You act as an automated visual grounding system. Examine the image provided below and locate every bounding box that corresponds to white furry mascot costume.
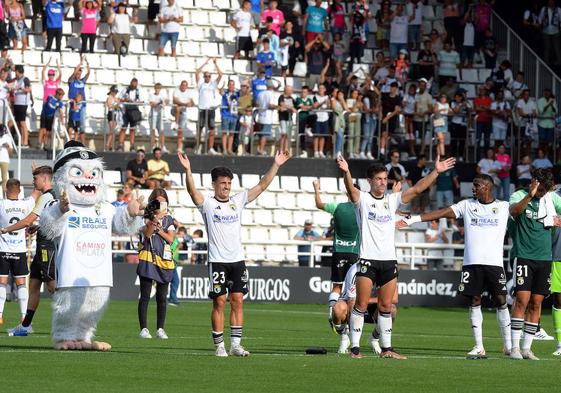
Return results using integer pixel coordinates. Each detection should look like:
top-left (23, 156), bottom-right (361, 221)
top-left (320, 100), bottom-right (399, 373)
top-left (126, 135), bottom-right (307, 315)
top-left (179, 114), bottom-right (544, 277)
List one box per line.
top-left (40, 141), bottom-right (144, 351)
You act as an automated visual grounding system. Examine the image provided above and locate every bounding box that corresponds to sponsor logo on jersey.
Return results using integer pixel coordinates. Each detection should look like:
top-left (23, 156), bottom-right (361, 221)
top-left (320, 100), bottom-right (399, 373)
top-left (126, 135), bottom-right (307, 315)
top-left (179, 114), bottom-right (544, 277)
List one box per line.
top-left (212, 213), bottom-right (239, 224)
top-left (75, 241), bottom-right (106, 257)
top-left (525, 209), bottom-right (538, 219)
top-left (335, 239), bottom-right (357, 247)
top-left (368, 211), bottom-right (391, 223)
top-left (68, 216), bottom-right (80, 228)
top-left (68, 216), bottom-right (108, 229)
top-left (470, 218), bottom-right (499, 227)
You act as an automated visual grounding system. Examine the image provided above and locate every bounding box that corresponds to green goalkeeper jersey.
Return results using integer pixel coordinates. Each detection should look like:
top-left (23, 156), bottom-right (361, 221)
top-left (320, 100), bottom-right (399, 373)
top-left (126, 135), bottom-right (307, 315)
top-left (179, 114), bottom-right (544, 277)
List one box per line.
top-left (323, 202), bottom-right (360, 255)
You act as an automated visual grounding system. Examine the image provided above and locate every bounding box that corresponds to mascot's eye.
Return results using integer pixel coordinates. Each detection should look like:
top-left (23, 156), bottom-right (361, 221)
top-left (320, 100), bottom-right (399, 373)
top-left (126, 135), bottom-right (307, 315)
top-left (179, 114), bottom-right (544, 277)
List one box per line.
top-left (92, 169), bottom-right (100, 178)
top-left (69, 167), bottom-right (83, 177)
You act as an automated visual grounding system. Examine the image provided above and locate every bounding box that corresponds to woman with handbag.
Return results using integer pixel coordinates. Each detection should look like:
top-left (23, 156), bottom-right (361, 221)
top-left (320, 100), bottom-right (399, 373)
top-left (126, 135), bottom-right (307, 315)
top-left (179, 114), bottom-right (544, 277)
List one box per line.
top-left (137, 189), bottom-right (176, 340)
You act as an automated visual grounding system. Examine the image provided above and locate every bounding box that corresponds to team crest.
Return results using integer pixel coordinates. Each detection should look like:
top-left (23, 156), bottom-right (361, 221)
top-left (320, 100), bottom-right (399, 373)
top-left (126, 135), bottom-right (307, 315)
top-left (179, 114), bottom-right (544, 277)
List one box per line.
top-left (241, 269), bottom-right (249, 283)
top-left (229, 203), bottom-right (237, 211)
top-left (79, 151), bottom-right (89, 159)
top-left (384, 201), bottom-right (389, 210)
top-left (95, 203), bottom-right (101, 216)
top-left (458, 283), bottom-right (464, 292)
top-left (360, 265), bottom-right (367, 273)
top-left (517, 277), bottom-right (524, 286)
top-left (213, 284), bottom-right (221, 293)
top-left (492, 207), bottom-right (498, 214)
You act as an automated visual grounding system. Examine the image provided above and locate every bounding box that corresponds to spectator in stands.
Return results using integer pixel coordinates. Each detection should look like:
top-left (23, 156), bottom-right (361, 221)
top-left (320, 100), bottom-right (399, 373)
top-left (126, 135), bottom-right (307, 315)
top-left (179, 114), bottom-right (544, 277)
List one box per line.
top-left (409, 155), bottom-right (430, 214)
top-left (539, 0), bottom-right (561, 66)
top-left (490, 89), bottom-right (511, 146)
top-left (380, 81), bottom-right (402, 158)
top-left (0, 124), bottom-right (11, 195)
top-left (438, 41), bottom-right (460, 87)
top-left (389, 3), bottom-right (414, 60)
top-left (68, 56), bottom-right (90, 130)
top-left (375, 0), bottom-right (391, 49)
top-left (509, 71), bottom-right (528, 99)
top-left (516, 154), bottom-right (532, 188)
top-left (482, 29), bottom-right (498, 69)
top-left (532, 147), bottom-right (553, 169)
top-left (280, 20), bottom-right (302, 76)
top-left (255, 80), bottom-right (276, 156)
top-left (402, 84), bottom-right (417, 157)
top-left (191, 229), bottom-right (207, 265)
top-left (360, 89), bottom-right (379, 159)
top-left (11, 64), bottom-right (31, 148)
top-left (436, 156), bottom-right (459, 208)
top-left (349, 9), bottom-right (366, 67)
top-left (443, 0), bottom-right (462, 51)
top-left (27, 0), bottom-right (42, 35)
top-left (256, 37), bottom-right (276, 78)
top-left (38, 58), bottom-right (61, 149)
top-left (68, 92), bottom-right (86, 145)
top-left (407, 0), bottom-right (422, 51)
top-left (394, 49), bottom-right (410, 86)
top-left (433, 94), bottom-right (451, 157)
top-left (474, 85), bottom-right (493, 157)
top-left (328, 0), bottom-right (345, 37)
top-left (118, 77), bottom-right (143, 151)
top-left (293, 219), bottom-right (323, 267)
top-left (220, 80), bottom-right (239, 156)
top-left (79, 0), bottom-right (101, 54)
top-left (0, 68), bottom-right (11, 122)
top-left (108, 2), bottom-right (137, 55)
top-left (461, 10), bottom-right (476, 68)
top-left (0, 48), bottom-right (13, 71)
top-left (148, 83), bottom-right (168, 152)
top-left (312, 83), bottom-right (330, 158)
top-left (429, 28), bottom-right (443, 53)
top-left (386, 150), bottom-right (409, 190)
top-left (296, 85), bottom-right (314, 157)
top-left (105, 84), bottom-right (120, 151)
top-left (158, 0), bottom-right (182, 58)
top-left (238, 106), bottom-right (253, 155)
top-left (126, 148), bottom-right (148, 188)
top-left (44, 0), bottom-right (64, 52)
top-left (523, 4), bottom-right (541, 51)
top-left (232, 0), bottom-right (254, 60)
top-left (305, 34), bottom-right (330, 90)
top-left (477, 148), bottom-right (500, 194)
top-left (414, 78), bottom-right (433, 155)
top-left (346, 88), bottom-right (362, 158)
top-left (38, 87), bottom-right (64, 150)
top-left (416, 40), bottom-right (438, 80)
top-left (537, 88), bottom-right (558, 146)
top-left (495, 143), bottom-right (512, 200)
top-left (450, 90), bottom-right (471, 159)
top-left (474, 0), bottom-right (493, 53)
top-left (302, 0), bottom-right (328, 43)
top-left (7, 0), bottom-right (28, 51)
top-left (425, 219), bottom-right (449, 269)
top-left (331, 88), bottom-right (347, 157)
top-left (147, 147), bottom-right (171, 189)
top-left (172, 80), bottom-right (194, 153)
top-left (515, 89), bottom-right (537, 144)
top-left (262, 0), bottom-right (283, 36)
top-left (195, 58), bottom-right (222, 155)
top-left (277, 85), bottom-right (296, 154)
top-left (111, 189), bottom-right (127, 207)
top-left (490, 60), bottom-right (512, 96)
top-left (147, 0), bottom-right (160, 25)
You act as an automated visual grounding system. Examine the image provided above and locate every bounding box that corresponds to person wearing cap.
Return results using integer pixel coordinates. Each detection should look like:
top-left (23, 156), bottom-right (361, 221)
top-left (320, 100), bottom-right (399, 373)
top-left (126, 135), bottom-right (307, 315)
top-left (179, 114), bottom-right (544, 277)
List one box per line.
top-left (43, 0), bottom-right (64, 52)
top-left (108, 1), bottom-right (138, 55)
top-left (158, 0), bottom-right (183, 58)
top-left (195, 58), bottom-right (222, 155)
top-left (41, 57), bottom-right (61, 104)
top-left (79, 0), bottom-right (101, 54)
top-left (294, 219), bottom-right (323, 267)
top-left (105, 84), bottom-right (120, 151)
top-left (118, 77), bottom-right (143, 152)
top-left (126, 148), bottom-right (148, 188)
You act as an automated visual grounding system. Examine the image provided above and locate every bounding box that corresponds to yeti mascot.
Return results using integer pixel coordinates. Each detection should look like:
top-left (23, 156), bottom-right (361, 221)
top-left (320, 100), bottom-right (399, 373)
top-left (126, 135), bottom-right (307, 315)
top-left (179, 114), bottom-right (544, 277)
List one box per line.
top-left (40, 141), bottom-right (144, 351)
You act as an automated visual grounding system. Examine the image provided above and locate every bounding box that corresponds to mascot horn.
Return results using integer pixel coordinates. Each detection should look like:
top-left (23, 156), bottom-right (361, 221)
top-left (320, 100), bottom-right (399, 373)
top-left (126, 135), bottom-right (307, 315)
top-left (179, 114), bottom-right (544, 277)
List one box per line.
top-left (40, 141), bottom-right (144, 351)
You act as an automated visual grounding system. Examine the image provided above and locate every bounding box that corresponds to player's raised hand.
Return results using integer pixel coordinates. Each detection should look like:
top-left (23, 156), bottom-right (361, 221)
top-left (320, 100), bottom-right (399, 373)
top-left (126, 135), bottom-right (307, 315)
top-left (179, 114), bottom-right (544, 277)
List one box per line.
top-left (177, 152), bottom-right (191, 171)
top-left (529, 178), bottom-right (540, 198)
top-left (274, 150), bottom-right (290, 166)
top-left (127, 190), bottom-right (146, 217)
top-left (434, 155), bottom-right (456, 174)
top-left (59, 189), bottom-right (69, 213)
top-left (392, 180), bottom-right (402, 193)
top-left (312, 179), bottom-right (320, 191)
top-left (337, 154), bottom-right (349, 173)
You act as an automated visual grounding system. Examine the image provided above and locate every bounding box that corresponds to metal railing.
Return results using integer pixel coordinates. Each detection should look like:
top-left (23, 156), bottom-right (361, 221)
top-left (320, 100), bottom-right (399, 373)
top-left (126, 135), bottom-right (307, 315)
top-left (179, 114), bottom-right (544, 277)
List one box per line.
top-left (0, 99), bottom-right (22, 179)
top-left (52, 114), bottom-right (71, 160)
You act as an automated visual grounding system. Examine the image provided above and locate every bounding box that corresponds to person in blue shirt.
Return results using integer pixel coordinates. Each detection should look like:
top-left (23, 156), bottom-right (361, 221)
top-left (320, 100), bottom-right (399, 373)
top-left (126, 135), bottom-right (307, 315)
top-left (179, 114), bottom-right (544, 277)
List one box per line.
top-left (303, 0), bottom-right (328, 43)
top-left (250, 0), bottom-right (262, 27)
top-left (68, 56), bottom-right (90, 126)
top-left (251, 69), bottom-right (267, 102)
top-left (39, 88), bottom-right (65, 150)
top-left (220, 80), bottom-right (240, 155)
top-left (44, 0), bottom-right (64, 52)
top-left (293, 219), bottom-right (323, 267)
top-left (68, 92), bottom-right (87, 145)
top-left (256, 37), bottom-right (276, 78)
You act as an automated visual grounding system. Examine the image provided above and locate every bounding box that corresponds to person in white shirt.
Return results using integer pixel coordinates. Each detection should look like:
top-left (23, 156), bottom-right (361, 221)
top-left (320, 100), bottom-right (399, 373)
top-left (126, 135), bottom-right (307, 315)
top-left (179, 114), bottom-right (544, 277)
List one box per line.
top-left (399, 174), bottom-right (512, 359)
top-left (178, 149), bottom-right (290, 357)
top-left (158, 0), bottom-right (183, 57)
top-left (515, 89), bottom-right (537, 140)
top-left (195, 58), bottom-right (223, 155)
top-left (172, 80), bottom-right (195, 153)
top-left (490, 89), bottom-right (511, 145)
top-left (337, 154), bottom-right (456, 359)
top-left (539, 0), bottom-right (561, 65)
top-left (148, 83), bottom-right (168, 153)
top-left (389, 4), bottom-right (415, 60)
top-left (406, 0), bottom-right (422, 51)
top-left (312, 83), bottom-right (330, 158)
top-left (117, 78), bottom-right (143, 152)
top-left (256, 80), bottom-right (276, 156)
top-left (231, 0), bottom-right (254, 60)
top-left (108, 3), bottom-right (138, 55)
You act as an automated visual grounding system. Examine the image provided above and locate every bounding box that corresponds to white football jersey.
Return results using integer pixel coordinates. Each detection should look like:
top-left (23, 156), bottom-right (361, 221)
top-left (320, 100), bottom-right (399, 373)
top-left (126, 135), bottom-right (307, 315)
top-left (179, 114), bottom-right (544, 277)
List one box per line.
top-left (355, 191), bottom-right (402, 260)
top-left (0, 197), bottom-right (36, 253)
top-left (451, 198), bottom-right (509, 267)
top-left (197, 191), bottom-right (248, 263)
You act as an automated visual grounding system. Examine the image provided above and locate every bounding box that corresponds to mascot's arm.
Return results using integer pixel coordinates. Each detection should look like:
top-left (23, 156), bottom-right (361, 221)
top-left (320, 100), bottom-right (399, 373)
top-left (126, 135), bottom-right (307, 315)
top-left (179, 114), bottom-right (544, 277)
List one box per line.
top-left (112, 206), bottom-right (144, 235)
top-left (39, 202), bottom-right (68, 240)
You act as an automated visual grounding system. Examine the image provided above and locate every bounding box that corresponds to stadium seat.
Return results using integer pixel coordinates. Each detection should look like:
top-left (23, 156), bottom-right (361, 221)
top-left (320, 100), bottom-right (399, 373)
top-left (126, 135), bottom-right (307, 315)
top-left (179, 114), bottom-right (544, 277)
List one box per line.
top-left (269, 227), bottom-right (289, 241)
top-left (249, 227), bottom-right (269, 242)
top-left (173, 207), bottom-right (192, 224)
top-left (256, 191), bottom-right (277, 208)
top-left (167, 172), bottom-right (183, 187)
top-left (280, 176), bottom-right (300, 192)
top-left (296, 193), bottom-right (316, 210)
top-left (460, 182), bottom-right (472, 198)
top-left (460, 69), bottom-right (479, 83)
top-left (104, 170), bottom-right (122, 184)
top-left (241, 210), bottom-right (254, 225)
top-left (313, 210), bottom-right (332, 227)
top-left (276, 193), bottom-right (296, 209)
top-left (201, 173), bottom-right (213, 188)
top-left (299, 176), bottom-right (317, 192)
top-left (273, 210), bottom-right (294, 226)
top-left (241, 174), bottom-right (260, 188)
top-left (246, 245), bottom-right (265, 261)
top-left (254, 210), bottom-right (273, 226)
top-left (266, 245), bottom-right (286, 262)
top-left (479, 68), bottom-right (492, 82)
top-left (319, 177), bottom-right (339, 193)
top-left (166, 191), bottom-right (179, 206)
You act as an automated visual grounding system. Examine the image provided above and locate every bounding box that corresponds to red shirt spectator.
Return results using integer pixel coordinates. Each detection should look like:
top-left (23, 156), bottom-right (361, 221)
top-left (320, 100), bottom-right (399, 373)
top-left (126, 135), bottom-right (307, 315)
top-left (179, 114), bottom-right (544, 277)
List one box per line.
top-left (474, 88), bottom-right (493, 123)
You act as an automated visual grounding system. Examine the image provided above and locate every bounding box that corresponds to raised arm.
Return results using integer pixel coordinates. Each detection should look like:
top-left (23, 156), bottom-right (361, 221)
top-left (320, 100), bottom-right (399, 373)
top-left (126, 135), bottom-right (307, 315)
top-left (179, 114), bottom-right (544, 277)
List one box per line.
top-left (41, 59), bottom-right (50, 82)
top-left (213, 58), bottom-right (222, 84)
top-left (247, 151), bottom-right (290, 202)
top-left (195, 58), bottom-right (209, 82)
top-left (337, 155), bottom-right (360, 203)
top-left (177, 152), bottom-right (204, 206)
top-left (510, 179), bottom-right (538, 217)
top-left (401, 155), bottom-right (456, 204)
top-left (312, 179), bottom-right (325, 210)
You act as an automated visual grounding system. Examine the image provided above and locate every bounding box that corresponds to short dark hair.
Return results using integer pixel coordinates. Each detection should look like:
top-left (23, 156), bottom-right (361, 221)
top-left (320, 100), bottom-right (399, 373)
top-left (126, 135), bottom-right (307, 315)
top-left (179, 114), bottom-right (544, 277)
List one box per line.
top-left (301, 85), bottom-right (310, 91)
top-left (152, 147), bottom-right (161, 154)
top-left (15, 64), bottom-right (24, 73)
top-left (177, 226), bottom-right (187, 233)
top-left (417, 154), bottom-right (427, 161)
top-left (532, 168), bottom-right (555, 191)
top-left (193, 229), bottom-right (204, 237)
top-left (366, 163), bottom-right (387, 179)
top-left (473, 173), bottom-right (494, 188)
top-left (390, 82), bottom-right (398, 88)
top-left (262, 37), bottom-right (270, 44)
top-left (6, 178), bottom-right (20, 189)
top-left (32, 165), bottom-right (53, 177)
top-left (211, 167), bottom-right (233, 182)
top-left (117, 189), bottom-right (125, 195)
top-left (136, 148), bottom-right (145, 154)
top-left (390, 149), bottom-right (400, 158)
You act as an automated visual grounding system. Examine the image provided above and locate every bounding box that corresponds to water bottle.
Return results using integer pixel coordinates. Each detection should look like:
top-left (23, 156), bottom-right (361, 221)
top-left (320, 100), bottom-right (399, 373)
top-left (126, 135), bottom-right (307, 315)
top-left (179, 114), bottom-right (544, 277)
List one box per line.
top-left (8, 330), bottom-right (28, 337)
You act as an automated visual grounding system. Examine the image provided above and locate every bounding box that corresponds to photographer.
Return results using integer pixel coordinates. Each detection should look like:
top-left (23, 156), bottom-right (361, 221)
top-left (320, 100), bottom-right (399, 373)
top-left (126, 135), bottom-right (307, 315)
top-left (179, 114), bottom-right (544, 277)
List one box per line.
top-left (137, 189), bottom-right (176, 340)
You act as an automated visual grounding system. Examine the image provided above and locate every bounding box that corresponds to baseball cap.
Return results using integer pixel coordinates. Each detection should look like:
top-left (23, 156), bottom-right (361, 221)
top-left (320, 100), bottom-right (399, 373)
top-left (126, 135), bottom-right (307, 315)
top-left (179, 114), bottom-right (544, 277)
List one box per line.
top-left (304, 219), bottom-right (313, 225)
top-left (418, 77), bottom-right (428, 84)
top-left (107, 84), bottom-right (119, 94)
top-left (47, 69), bottom-right (55, 75)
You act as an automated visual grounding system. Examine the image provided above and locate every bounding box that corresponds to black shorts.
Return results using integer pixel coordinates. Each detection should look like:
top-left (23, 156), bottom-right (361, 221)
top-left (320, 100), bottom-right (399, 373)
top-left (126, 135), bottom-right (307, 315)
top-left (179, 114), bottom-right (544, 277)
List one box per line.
top-left (68, 119), bottom-right (83, 133)
top-left (29, 245), bottom-right (56, 282)
top-left (40, 113), bottom-right (55, 131)
top-left (208, 261), bottom-right (248, 299)
top-left (237, 36), bottom-right (254, 53)
top-left (513, 258), bottom-right (551, 296)
top-left (13, 105), bottom-right (27, 122)
top-left (458, 265), bottom-right (507, 297)
top-left (198, 109), bottom-right (216, 130)
top-left (331, 252), bottom-right (358, 284)
top-left (0, 252), bottom-right (29, 277)
top-left (123, 110), bottom-right (141, 128)
top-left (355, 259), bottom-right (398, 288)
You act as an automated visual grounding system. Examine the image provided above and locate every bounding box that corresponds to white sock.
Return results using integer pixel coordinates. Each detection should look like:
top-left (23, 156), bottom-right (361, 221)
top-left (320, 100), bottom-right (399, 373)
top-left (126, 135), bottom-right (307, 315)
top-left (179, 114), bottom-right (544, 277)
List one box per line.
top-left (378, 311), bottom-right (393, 350)
top-left (349, 307), bottom-right (365, 349)
top-left (469, 305), bottom-right (483, 349)
top-left (511, 318), bottom-right (524, 349)
top-left (0, 284), bottom-right (6, 317)
top-left (212, 331), bottom-right (225, 348)
top-left (496, 304), bottom-right (512, 351)
top-left (230, 326), bottom-right (242, 347)
top-left (521, 321), bottom-right (538, 351)
top-left (17, 285), bottom-right (28, 318)
top-left (328, 292), bottom-right (339, 319)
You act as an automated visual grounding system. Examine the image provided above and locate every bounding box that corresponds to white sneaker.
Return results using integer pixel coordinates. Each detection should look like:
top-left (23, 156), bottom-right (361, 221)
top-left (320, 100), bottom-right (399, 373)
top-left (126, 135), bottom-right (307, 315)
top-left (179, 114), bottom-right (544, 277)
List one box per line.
top-left (313, 151), bottom-right (320, 158)
top-left (552, 346), bottom-right (561, 356)
top-left (156, 328), bottom-right (168, 339)
top-left (161, 146), bottom-right (169, 154)
top-left (299, 151), bottom-right (308, 158)
top-left (215, 345), bottom-right (228, 357)
top-left (366, 152), bottom-right (374, 159)
top-left (338, 334), bottom-right (350, 354)
top-left (208, 148), bottom-right (219, 155)
top-left (510, 347), bottom-right (523, 360)
top-left (305, 128), bottom-right (314, 137)
top-left (318, 151), bottom-right (326, 158)
top-left (139, 328), bottom-right (152, 339)
top-left (466, 346), bottom-right (486, 359)
top-left (359, 152), bottom-right (367, 159)
top-left (7, 323), bottom-right (33, 336)
top-left (229, 345), bottom-right (250, 357)
top-left (534, 327), bottom-right (554, 340)
top-left (368, 335), bottom-right (382, 355)
top-left (521, 349), bottom-right (540, 360)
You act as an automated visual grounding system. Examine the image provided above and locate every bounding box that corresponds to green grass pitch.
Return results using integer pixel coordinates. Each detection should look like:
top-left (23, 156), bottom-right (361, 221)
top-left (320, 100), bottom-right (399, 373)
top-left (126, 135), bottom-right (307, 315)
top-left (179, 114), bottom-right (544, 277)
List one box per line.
top-left (0, 300), bottom-right (558, 392)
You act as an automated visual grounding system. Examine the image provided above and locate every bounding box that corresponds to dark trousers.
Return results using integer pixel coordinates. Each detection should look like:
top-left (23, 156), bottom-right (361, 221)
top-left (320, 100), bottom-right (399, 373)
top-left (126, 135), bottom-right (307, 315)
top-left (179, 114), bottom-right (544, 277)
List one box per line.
top-left (80, 33), bottom-right (96, 53)
top-left (138, 276), bottom-right (169, 330)
top-left (45, 28), bottom-right (62, 52)
top-left (477, 121), bottom-right (492, 158)
top-left (0, 21), bottom-right (7, 50)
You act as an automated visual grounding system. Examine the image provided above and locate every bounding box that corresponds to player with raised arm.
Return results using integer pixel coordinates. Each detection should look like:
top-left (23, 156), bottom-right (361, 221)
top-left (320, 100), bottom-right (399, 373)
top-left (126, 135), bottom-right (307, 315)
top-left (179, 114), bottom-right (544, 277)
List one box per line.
top-left (178, 150), bottom-right (290, 357)
top-left (508, 168), bottom-right (561, 360)
top-left (398, 174), bottom-right (512, 358)
top-left (337, 154), bottom-right (455, 359)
